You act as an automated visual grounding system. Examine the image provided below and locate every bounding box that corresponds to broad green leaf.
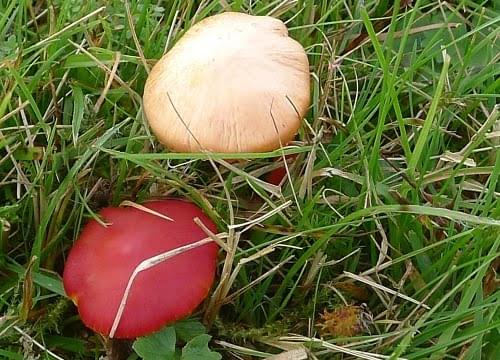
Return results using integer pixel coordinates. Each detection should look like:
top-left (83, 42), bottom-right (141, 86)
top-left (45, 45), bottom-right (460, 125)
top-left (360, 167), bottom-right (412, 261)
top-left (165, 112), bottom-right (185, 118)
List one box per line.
top-left (181, 334), bottom-right (221, 360)
top-left (133, 326), bottom-right (176, 360)
top-left (174, 319), bottom-right (207, 342)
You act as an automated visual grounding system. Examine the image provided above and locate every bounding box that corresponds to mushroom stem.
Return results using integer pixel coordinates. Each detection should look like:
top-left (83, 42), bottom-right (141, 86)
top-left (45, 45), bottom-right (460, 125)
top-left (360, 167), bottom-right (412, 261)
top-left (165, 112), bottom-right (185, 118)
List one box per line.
top-left (109, 236), bottom-right (215, 338)
top-left (104, 338), bottom-right (131, 360)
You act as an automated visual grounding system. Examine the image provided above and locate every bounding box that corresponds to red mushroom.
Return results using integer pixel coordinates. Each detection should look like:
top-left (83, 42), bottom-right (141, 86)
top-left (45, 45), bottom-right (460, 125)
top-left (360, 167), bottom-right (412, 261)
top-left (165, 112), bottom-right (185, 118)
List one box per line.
top-left (63, 199), bottom-right (218, 339)
top-left (265, 154), bottom-right (298, 186)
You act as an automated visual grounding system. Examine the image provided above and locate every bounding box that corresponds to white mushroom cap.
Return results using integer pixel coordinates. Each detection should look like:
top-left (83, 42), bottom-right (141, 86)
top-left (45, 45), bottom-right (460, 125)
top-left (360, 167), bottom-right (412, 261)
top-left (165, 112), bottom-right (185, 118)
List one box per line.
top-left (143, 12), bottom-right (310, 153)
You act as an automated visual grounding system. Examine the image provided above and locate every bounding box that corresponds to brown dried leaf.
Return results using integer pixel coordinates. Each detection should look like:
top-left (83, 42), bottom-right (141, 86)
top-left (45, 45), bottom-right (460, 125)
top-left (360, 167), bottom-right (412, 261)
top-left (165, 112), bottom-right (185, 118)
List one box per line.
top-left (334, 281), bottom-right (370, 301)
top-left (483, 258), bottom-right (499, 296)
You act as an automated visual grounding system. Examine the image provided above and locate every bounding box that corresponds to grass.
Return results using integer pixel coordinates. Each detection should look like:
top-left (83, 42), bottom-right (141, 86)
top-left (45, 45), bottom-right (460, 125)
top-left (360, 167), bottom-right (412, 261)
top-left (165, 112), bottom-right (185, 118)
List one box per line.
top-left (1, 0), bottom-right (499, 359)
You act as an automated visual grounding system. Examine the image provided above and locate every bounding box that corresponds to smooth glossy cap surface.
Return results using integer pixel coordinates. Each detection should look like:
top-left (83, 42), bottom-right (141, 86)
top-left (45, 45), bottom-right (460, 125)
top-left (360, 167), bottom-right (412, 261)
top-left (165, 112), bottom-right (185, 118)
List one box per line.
top-left (63, 199), bottom-right (218, 338)
top-left (143, 12), bottom-right (310, 153)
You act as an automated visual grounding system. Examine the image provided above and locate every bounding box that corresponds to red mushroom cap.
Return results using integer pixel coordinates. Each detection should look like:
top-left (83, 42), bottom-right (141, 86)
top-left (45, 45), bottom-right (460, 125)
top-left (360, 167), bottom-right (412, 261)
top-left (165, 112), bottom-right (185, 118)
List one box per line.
top-left (265, 154), bottom-right (298, 186)
top-left (63, 199), bottom-right (218, 339)
top-left (266, 166), bottom-right (289, 186)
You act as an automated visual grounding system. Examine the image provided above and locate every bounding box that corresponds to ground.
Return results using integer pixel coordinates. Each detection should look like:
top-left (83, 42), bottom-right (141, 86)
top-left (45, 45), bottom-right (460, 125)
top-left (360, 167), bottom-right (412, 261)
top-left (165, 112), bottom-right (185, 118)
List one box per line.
top-left (0, 0), bottom-right (499, 359)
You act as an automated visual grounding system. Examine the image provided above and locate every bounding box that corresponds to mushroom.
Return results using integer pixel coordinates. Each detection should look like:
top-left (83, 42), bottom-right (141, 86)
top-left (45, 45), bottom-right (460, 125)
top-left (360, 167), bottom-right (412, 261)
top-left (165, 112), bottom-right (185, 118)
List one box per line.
top-left (63, 199), bottom-right (218, 339)
top-left (143, 12), bottom-right (310, 153)
top-left (265, 153), bottom-right (298, 186)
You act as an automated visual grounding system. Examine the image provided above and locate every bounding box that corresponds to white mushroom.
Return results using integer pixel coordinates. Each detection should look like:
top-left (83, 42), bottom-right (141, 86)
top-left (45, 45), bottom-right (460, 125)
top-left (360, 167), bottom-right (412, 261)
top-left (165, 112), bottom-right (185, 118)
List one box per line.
top-left (143, 12), bottom-right (310, 153)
